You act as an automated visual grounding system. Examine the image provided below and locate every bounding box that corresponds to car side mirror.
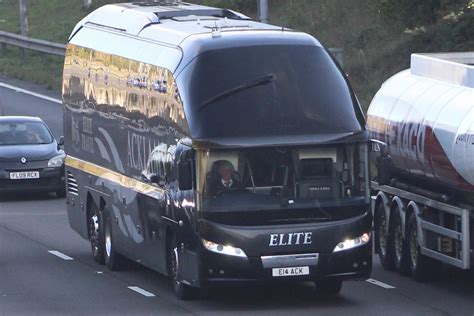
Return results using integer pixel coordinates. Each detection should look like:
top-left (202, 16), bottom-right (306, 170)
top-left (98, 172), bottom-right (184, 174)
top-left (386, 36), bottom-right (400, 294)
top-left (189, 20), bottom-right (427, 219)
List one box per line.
top-left (58, 136), bottom-right (64, 149)
top-left (177, 160), bottom-right (193, 191)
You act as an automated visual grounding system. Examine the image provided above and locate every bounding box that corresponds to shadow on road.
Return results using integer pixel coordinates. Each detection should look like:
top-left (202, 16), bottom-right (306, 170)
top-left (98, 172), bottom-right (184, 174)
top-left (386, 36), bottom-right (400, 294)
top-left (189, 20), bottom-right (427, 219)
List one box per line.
top-left (204, 283), bottom-right (357, 310)
top-left (430, 264), bottom-right (474, 293)
top-left (115, 261), bottom-right (358, 311)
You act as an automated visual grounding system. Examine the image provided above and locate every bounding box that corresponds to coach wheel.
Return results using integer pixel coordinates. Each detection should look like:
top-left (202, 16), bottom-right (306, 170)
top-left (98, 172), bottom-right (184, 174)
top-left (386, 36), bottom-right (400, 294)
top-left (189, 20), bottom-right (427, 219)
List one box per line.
top-left (103, 212), bottom-right (125, 271)
top-left (167, 236), bottom-right (197, 300)
top-left (88, 203), bottom-right (104, 265)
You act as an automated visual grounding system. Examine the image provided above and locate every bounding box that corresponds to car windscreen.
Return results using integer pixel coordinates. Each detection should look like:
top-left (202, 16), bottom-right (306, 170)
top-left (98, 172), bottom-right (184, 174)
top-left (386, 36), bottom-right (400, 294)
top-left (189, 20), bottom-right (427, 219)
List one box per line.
top-left (0, 121), bottom-right (53, 145)
top-left (178, 45), bottom-right (364, 139)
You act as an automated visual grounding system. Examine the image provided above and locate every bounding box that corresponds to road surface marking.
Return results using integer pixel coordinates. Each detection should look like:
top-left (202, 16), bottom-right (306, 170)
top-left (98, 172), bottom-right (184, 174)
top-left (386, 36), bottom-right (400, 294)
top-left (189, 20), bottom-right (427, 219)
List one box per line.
top-left (0, 82), bottom-right (62, 104)
top-left (128, 286), bottom-right (156, 297)
top-left (48, 250), bottom-right (74, 261)
top-left (366, 278), bottom-right (396, 289)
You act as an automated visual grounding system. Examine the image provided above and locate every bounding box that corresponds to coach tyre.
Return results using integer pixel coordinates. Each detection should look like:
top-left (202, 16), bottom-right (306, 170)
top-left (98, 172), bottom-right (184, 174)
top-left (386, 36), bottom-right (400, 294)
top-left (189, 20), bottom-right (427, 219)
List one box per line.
top-left (88, 202), bottom-right (104, 264)
top-left (167, 235), bottom-right (196, 300)
top-left (103, 212), bottom-right (125, 271)
top-left (375, 202), bottom-right (395, 270)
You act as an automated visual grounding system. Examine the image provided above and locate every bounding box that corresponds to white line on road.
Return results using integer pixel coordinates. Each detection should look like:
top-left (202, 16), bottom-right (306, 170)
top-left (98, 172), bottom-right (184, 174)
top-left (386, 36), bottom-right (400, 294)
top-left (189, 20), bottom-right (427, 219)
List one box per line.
top-left (0, 82), bottom-right (62, 104)
top-left (366, 278), bottom-right (396, 289)
top-left (48, 250), bottom-right (74, 261)
top-left (128, 286), bottom-right (156, 297)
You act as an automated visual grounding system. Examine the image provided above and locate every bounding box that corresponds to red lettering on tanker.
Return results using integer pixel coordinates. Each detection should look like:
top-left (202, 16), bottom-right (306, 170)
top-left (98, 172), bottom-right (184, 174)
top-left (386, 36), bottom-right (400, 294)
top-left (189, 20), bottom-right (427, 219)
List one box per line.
top-left (368, 115), bottom-right (474, 191)
top-left (387, 121), bottom-right (426, 163)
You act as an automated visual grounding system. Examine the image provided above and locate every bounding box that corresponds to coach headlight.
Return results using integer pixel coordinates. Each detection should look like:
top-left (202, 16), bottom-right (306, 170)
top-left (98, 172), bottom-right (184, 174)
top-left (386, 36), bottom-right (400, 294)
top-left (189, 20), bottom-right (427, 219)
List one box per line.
top-left (333, 233), bottom-right (371, 252)
top-left (202, 239), bottom-right (247, 258)
top-left (48, 153), bottom-right (65, 168)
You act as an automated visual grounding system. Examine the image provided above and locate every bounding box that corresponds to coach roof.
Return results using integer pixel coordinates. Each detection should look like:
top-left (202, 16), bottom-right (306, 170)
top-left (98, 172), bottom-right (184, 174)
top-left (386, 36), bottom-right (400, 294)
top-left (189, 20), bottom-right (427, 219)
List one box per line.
top-left (70, 1), bottom-right (319, 47)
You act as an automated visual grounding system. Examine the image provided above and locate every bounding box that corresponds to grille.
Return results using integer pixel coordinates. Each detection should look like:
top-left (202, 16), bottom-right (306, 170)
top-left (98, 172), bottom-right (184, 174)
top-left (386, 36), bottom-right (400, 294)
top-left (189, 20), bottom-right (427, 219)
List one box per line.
top-left (67, 171), bottom-right (79, 196)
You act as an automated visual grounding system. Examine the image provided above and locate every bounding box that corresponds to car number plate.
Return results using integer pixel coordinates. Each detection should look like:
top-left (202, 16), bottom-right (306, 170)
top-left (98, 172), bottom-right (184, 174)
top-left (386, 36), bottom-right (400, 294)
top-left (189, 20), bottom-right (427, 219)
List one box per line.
top-left (9, 171), bottom-right (40, 180)
top-left (272, 266), bottom-right (310, 277)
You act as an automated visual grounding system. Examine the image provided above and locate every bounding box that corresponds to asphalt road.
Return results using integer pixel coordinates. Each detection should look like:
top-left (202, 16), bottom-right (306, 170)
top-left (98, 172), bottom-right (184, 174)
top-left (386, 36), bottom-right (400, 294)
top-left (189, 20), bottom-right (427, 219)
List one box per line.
top-left (0, 77), bottom-right (473, 315)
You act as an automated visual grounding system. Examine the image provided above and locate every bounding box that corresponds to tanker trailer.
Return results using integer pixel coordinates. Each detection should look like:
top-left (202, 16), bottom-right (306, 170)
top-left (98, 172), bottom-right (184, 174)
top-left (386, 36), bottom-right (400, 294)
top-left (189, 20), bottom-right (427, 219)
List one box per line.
top-left (367, 52), bottom-right (474, 280)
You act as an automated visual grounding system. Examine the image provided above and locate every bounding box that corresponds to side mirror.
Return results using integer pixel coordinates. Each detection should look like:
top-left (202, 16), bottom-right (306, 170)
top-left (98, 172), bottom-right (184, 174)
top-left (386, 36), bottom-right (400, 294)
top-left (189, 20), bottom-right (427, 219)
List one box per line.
top-left (58, 136), bottom-right (64, 149)
top-left (177, 160), bottom-right (193, 191)
top-left (369, 140), bottom-right (392, 185)
top-left (150, 174), bottom-right (167, 187)
top-left (369, 139), bottom-right (387, 156)
top-left (149, 174), bottom-right (160, 184)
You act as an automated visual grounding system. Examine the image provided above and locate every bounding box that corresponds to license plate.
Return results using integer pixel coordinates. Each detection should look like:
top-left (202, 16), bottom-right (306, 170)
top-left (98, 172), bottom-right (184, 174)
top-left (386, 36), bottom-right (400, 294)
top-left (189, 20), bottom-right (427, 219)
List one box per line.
top-left (272, 266), bottom-right (310, 277)
top-left (9, 171), bottom-right (40, 180)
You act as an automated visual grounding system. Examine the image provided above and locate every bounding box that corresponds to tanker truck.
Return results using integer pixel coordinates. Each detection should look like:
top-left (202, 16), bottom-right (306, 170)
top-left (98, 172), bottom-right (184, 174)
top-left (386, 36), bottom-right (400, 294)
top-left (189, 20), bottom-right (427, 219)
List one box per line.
top-left (367, 52), bottom-right (474, 280)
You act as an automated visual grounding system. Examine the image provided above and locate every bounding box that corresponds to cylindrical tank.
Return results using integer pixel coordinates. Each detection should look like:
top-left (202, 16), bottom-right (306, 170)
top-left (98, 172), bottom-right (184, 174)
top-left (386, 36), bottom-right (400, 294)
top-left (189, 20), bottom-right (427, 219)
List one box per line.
top-left (367, 53), bottom-right (474, 193)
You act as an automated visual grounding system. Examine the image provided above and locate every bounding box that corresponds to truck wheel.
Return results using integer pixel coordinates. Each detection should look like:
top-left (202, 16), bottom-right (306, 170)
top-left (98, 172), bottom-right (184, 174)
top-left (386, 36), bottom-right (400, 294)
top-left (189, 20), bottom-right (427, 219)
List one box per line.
top-left (88, 203), bottom-right (104, 265)
top-left (375, 203), bottom-right (395, 270)
top-left (406, 213), bottom-right (432, 281)
top-left (315, 280), bottom-right (342, 296)
top-left (167, 236), bottom-right (197, 300)
top-left (391, 212), bottom-right (409, 274)
top-left (103, 212), bottom-right (125, 271)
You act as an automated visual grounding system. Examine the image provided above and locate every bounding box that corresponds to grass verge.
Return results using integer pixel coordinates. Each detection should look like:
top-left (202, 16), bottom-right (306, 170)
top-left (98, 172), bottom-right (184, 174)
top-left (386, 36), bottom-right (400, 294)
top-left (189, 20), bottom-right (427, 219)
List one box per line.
top-left (0, 48), bottom-right (63, 90)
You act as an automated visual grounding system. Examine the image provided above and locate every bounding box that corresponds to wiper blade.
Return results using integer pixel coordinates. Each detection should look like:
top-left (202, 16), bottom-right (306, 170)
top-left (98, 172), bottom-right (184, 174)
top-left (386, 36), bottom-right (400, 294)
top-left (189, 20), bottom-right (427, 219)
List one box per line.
top-left (198, 74), bottom-right (275, 112)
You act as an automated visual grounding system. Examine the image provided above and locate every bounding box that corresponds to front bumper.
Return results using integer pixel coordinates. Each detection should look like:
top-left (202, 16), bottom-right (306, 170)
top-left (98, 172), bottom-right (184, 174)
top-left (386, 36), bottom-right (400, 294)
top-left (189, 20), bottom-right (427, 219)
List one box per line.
top-left (0, 167), bottom-right (65, 193)
top-left (177, 211), bottom-right (373, 288)
top-left (199, 241), bottom-right (372, 287)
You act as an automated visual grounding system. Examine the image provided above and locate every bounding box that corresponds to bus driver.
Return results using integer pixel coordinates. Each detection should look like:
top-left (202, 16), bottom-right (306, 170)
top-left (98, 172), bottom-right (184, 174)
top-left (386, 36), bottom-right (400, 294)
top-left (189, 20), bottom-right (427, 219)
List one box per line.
top-left (208, 160), bottom-right (242, 197)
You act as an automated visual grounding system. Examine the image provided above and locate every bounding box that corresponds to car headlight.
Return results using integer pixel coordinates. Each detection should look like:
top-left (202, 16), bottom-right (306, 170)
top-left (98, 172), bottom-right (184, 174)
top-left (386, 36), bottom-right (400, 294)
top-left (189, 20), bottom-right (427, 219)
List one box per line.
top-left (48, 153), bottom-right (65, 168)
top-left (202, 239), bottom-right (247, 258)
top-left (333, 233), bottom-right (371, 252)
